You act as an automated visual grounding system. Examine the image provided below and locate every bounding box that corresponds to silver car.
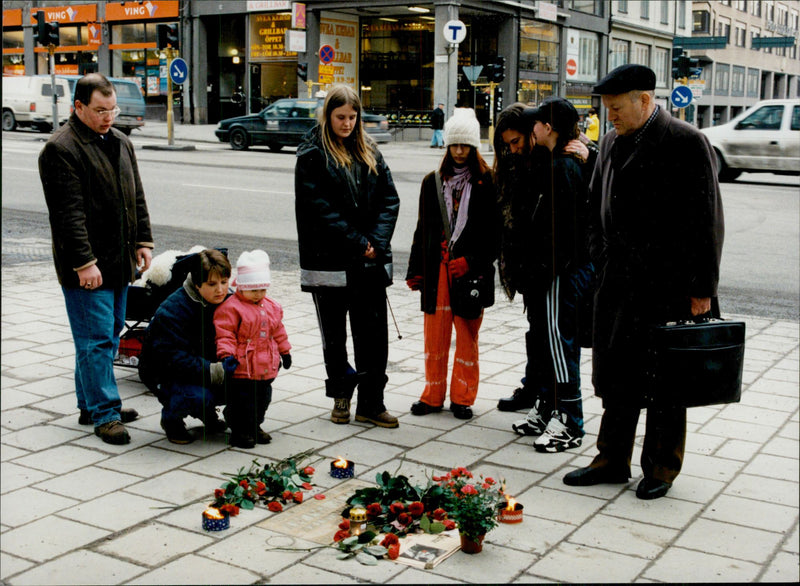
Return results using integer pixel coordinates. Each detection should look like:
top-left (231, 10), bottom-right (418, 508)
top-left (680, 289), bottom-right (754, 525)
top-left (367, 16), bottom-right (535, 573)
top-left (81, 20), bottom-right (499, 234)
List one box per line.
top-left (701, 99), bottom-right (800, 181)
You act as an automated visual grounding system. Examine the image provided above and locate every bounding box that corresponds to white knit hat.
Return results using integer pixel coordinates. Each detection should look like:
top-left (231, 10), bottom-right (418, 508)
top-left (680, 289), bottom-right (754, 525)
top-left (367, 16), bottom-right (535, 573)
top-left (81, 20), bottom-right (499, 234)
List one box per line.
top-left (234, 249), bottom-right (271, 290)
top-left (444, 107), bottom-right (481, 149)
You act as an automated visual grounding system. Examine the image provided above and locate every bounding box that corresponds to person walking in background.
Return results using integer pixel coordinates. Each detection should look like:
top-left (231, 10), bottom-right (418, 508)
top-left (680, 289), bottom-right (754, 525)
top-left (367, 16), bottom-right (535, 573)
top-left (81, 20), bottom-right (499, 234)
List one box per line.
top-left (406, 108), bottom-right (500, 420)
top-left (507, 97), bottom-right (595, 452)
top-left (585, 107), bottom-right (600, 142)
top-left (563, 64), bottom-right (724, 500)
top-left (215, 250), bottom-right (291, 449)
top-left (39, 73), bottom-right (153, 445)
top-left (295, 84), bottom-right (401, 428)
top-left (430, 102), bottom-right (445, 148)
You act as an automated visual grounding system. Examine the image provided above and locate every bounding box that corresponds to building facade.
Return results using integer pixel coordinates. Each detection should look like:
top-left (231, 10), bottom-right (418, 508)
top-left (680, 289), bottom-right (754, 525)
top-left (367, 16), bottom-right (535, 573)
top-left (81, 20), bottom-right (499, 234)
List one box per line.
top-left (689, 0), bottom-right (799, 128)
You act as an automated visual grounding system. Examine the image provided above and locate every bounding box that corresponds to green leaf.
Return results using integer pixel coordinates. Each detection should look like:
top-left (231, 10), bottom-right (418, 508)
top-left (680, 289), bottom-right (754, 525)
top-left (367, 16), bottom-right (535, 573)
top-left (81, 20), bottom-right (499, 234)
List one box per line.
top-left (358, 530), bottom-right (377, 543)
top-left (240, 499), bottom-right (255, 510)
top-left (419, 515), bottom-right (431, 532)
top-left (356, 552), bottom-right (379, 566)
top-left (336, 553), bottom-right (352, 560)
top-left (341, 536), bottom-right (359, 547)
top-left (290, 473), bottom-right (303, 485)
top-left (429, 521), bottom-right (446, 534)
top-left (364, 545), bottom-right (388, 557)
top-left (234, 486), bottom-right (245, 497)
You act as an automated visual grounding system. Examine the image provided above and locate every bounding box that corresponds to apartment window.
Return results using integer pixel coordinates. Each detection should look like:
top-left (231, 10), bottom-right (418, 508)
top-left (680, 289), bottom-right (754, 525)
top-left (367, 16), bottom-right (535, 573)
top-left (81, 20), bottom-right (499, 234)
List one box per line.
top-left (751, 27), bottom-right (761, 50)
top-left (735, 24), bottom-right (747, 46)
top-left (693, 10), bottom-right (711, 33)
top-left (641, 1), bottom-right (650, 19)
top-left (633, 43), bottom-right (650, 67)
top-left (735, 0), bottom-right (747, 11)
top-left (618, 1), bottom-right (628, 13)
top-left (678, 1), bottom-right (687, 28)
top-left (714, 63), bottom-right (730, 96)
top-left (750, 1), bottom-right (761, 16)
top-left (765, 1), bottom-right (774, 22)
top-left (519, 20), bottom-right (560, 74)
top-left (746, 68), bottom-right (759, 96)
top-left (660, 1), bottom-right (669, 24)
top-left (578, 33), bottom-right (599, 80)
top-left (571, 1), bottom-right (603, 15)
top-left (716, 19), bottom-right (731, 41)
top-left (731, 66), bottom-right (745, 96)
top-left (610, 38), bottom-right (630, 70)
top-left (653, 47), bottom-right (669, 86)
top-left (720, 0), bottom-right (731, 5)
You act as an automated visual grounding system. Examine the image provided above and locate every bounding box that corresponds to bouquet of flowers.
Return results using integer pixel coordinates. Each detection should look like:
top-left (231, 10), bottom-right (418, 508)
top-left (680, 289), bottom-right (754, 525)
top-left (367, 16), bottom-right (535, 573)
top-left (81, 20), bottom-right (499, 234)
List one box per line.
top-left (210, 450), bottom-right (317, 516)
top-left (433, 467), bottom-right (505, 541)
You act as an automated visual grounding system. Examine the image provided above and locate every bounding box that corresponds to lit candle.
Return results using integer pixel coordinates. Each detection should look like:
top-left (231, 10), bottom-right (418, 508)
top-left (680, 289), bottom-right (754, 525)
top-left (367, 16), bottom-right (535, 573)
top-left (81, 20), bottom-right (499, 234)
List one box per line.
top-left (330, 457), bottom-right (355, 479)
top-left (498, 496), bottom-right (524, 523)
top-left (202, 506), bottom-right (230, 531)
top-left (349, 506), bottom-right (367, 536)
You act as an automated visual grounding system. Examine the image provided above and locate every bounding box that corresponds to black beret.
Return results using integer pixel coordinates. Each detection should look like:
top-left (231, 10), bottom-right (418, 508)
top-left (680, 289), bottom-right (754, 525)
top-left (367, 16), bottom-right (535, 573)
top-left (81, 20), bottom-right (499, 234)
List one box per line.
top-left (526, 97), bottom-right (578, 136)
top-left (593, 64), bottom-right (656, 94)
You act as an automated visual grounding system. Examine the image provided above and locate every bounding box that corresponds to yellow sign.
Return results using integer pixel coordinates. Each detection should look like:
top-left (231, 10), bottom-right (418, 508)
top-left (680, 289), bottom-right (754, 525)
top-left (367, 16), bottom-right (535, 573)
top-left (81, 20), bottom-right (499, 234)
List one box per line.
top-left (319, 74), bottom-right (333, 84)
top-left (249, 12), bottom-right (294, 61)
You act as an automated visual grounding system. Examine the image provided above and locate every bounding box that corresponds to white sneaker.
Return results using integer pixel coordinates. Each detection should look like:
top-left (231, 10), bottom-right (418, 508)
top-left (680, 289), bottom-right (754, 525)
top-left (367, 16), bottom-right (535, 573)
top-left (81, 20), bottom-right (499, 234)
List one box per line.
top-left (511, 398), bottom-right (549, 436)
top-left (533, 411), bottom-right (582, 453)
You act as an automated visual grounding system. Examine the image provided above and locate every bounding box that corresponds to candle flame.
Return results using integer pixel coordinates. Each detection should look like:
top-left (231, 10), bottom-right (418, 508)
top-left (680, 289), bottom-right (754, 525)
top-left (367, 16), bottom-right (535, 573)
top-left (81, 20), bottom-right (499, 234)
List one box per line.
top-left (204, 507), bottom-right (224, 520)
top-left (505, 495), bottom-right (517, 511)
top-left (334, 457), bottom-right (348, 468)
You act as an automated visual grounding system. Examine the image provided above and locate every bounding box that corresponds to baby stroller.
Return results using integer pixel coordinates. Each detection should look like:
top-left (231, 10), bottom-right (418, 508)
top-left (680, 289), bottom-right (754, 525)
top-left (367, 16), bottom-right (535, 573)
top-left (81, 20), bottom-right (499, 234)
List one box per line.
top-left (114, 250), bottom-right (204, 369)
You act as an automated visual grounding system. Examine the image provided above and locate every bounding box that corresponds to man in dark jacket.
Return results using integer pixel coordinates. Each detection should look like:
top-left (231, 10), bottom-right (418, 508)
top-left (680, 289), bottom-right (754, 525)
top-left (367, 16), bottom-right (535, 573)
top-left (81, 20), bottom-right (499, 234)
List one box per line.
top-left (563, 65), bottom-right (724, 499)
top-left (39, 73), bottom-right (153, 445)
top-left (430, 103), bottom-right (445, 148)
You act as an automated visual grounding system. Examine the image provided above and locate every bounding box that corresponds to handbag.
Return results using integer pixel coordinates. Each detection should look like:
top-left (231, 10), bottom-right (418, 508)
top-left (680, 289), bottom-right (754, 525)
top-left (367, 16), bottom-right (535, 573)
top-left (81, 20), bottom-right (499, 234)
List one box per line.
top-left (434, 173), bottom-right (493, 319)
top-left (645, 318), bottom-right (745, 407)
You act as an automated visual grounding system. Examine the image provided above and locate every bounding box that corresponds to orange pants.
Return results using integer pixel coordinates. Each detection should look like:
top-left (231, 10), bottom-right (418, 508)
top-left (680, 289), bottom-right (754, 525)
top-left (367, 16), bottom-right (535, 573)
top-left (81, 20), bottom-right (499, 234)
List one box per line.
top-left (419, 262), bottom-right (482, 407)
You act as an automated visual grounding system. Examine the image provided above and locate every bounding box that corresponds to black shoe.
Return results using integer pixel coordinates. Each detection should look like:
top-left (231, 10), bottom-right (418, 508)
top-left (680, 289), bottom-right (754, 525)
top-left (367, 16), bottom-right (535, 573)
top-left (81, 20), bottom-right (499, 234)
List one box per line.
top-left (497, 388), bottom-right (534, 412)
top-left (230, 433), bottom-right (256, 449)
top-left (204, 416), bottom-right (227, 434)
top-left (450, 403), bottom-right (473, 420)
top-left (563, 465), bottom-right (629, 487)
top-left (636, 477), bottom-right (672, 500)
top-left (161, 418), bottom-right (194, 444)
top-left (256, 428), bottom-right (272, 444)
top-left (410, 401), bottom-right (443, 416)
top-left (80, 407), bottom-right (138, 425)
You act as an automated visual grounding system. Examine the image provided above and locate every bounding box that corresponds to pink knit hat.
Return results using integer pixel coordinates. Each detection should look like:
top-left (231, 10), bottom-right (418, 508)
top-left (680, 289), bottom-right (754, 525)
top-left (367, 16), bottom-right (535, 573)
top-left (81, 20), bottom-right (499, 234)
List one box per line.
top-left (234, 249), bottom-right (271, 290)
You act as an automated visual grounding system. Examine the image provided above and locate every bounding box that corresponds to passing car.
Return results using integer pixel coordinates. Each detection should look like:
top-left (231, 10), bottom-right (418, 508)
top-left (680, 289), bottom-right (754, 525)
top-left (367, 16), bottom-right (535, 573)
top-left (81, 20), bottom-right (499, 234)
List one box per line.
top-left (701, 98), bottom-right (800, 181)
top-left (215, 97), bottom-right (391, 151)
top-left (2, 76), bottom-right (71, 132)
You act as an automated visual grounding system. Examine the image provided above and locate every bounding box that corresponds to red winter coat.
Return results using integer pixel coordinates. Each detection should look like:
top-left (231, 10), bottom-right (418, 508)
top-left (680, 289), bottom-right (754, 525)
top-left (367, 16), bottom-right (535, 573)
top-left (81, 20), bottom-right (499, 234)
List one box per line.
top-left (214, 292), bottom-right (291, 381)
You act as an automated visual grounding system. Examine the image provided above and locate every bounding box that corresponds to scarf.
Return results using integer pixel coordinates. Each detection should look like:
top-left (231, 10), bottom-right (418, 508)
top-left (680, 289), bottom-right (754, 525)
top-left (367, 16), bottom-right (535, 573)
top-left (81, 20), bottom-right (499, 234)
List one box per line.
top-left (443, 166), bottom-right (472, 245)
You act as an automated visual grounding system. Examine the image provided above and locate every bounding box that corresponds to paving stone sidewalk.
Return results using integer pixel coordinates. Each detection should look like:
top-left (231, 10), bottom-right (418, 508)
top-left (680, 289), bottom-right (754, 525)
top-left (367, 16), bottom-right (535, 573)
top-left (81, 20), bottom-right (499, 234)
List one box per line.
top-left (1, 260), bottom-right (797, 584)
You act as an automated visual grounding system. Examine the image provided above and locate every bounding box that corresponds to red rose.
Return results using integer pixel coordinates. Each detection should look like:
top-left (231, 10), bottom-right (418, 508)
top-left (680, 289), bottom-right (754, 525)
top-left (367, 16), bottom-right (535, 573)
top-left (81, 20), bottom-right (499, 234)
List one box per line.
top-left (293, 491), bottom-right (303, 503)
top-left (387, 543), bottom-right (400, 560)
top-left (397, 513), bottom-right (412, 525)
top-left (408, 502), bottom-right (424, 517)
top-left (214, 488), bottom-right (224, 498)
top-left (268, 501), bottom-right (283, 512)
top-left (220, 503), bottom-right (240, 516)
top-left (303, 466), bottom-right (315, 476)
top-left (282, 490), bottom-right (293, 501)
top-left (389, 502), bottom-right (405, 514)
top-left (482, 483), bottom-right (490, 490)
top-left (313, 494), bottom-right (326, 500)
top-left (339, 518), bottom-right (351, 531)
top-left (380, 533), bottom-right (399, 547)
top-left (255, 481), bottom-right (267, 495)
top-left (485, 477), bottom-right (496, 485)
top-left (443, 519), bottom-right (456, 530)
top-left (461, 484), bottom-right (478, 496)
top-left (432, 508), bottom-right (447, 520)
top-left (367, 503), bottom-right (383, 516)
top-left (239, 479), bottom-right (249, 488)
top-left (301, 482), bottom-right (313, 490)
top-left (333, 530), bottom-right (350, 542)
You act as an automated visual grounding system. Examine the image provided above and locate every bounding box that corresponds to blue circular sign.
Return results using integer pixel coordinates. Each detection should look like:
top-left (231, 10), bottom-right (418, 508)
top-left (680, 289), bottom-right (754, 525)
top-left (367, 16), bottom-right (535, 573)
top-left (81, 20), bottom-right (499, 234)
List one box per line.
top-left (671, 85), bottom-right (693, 109)
top-left (319, 45), bottom-right (335, 65)
top-left (169, 57), bottom-right (189, 85)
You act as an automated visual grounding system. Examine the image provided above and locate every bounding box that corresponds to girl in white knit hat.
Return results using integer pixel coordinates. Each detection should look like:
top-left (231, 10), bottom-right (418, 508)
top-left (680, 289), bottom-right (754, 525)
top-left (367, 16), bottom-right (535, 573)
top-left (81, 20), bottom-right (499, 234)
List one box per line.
top-left (214, 250), bottom-right (292, 448)
top-left (406, 108), bottom-right (501, 420)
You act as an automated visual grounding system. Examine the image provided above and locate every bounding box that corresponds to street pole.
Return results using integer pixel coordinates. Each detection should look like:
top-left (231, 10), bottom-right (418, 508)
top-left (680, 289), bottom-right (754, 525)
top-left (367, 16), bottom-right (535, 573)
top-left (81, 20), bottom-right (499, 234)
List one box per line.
top-left (167, 47), bottom-right (174, 146)
top-left (679, 76), bottom-right (687, 121)
top-left (49, 45), bottom-right (58, 132)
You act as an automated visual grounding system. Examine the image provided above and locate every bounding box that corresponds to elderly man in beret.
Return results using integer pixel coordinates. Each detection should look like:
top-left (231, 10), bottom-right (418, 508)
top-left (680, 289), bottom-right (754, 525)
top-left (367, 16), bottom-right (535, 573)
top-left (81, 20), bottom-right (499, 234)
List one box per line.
top-left (563, 64), bottom-right (724, 499)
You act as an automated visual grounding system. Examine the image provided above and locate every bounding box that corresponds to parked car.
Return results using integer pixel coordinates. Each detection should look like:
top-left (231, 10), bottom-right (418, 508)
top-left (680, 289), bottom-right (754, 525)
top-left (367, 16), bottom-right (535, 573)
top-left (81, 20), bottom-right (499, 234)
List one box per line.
top-left (214, 97), bottom-right (392, 151)
top-left (701, 98), bottom-right (800, 181)
top-left (2, 75), bottom-right (71, 132)
top-left (57, 75), bottom-right (146, 135)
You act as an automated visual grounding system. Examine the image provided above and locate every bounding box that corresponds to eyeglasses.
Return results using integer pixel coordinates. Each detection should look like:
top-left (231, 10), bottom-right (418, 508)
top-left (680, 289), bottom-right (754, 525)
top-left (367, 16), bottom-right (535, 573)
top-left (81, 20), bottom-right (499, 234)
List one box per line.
top-left (92, 106), bottom-right (121, 118)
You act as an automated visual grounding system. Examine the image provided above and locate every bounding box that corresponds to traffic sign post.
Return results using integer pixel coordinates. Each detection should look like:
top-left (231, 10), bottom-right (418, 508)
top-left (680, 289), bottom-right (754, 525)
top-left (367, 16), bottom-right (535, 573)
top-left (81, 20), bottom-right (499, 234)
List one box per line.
top-left (165, 51), bottom-right (189, 146)
top-left (671, 85), bottom-right (693, 121)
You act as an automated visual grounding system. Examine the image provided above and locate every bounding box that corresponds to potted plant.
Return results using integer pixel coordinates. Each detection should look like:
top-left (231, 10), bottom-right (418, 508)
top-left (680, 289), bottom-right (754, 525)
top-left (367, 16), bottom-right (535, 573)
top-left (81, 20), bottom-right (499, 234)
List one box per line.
top-left (434, 467), bottom-right (505, 553)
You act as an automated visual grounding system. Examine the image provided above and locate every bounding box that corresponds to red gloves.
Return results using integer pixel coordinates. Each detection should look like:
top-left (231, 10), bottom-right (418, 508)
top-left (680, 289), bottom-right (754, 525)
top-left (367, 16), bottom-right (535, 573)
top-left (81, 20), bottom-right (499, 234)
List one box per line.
top-left (406, 276), bottom-right (423, 291)
top-left (448, 257), bottom-right (469, 279)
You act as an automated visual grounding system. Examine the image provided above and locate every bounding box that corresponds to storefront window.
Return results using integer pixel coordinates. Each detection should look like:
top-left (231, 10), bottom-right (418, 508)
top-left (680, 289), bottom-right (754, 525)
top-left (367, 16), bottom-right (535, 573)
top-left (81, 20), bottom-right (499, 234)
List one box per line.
top-left (2, 29), bottom-right (24, 75)
top-left (520, 20), bottom-right (559, 73)
top-left (517, 80), bottom-right (554, 106)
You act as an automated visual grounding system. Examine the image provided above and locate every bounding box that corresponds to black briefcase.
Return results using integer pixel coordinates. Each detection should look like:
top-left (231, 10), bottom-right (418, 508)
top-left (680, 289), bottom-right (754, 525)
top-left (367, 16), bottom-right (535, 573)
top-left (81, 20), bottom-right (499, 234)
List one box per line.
top-left (645, 319), bottom-right (746, 407)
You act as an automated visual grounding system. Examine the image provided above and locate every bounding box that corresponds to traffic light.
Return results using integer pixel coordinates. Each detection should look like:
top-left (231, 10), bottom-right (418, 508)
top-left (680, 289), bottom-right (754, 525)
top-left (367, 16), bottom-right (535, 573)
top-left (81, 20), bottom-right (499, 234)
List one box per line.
top-left (671, 47), bottom-right (684, 80)
top-left (488, 56), bottom-right (506, 83)
top-left (672, 48), bottom-right (700, 79)
top-left (297, 62), bottom-right (308, 82)
top-left (33, 11), bottom-right (46, 46)
top-left (157, 23), bottom-right (179, 50)
top-left (46, 21), bottom-right (59, 46)
top-left (494, 86), bottom-right (504, 117)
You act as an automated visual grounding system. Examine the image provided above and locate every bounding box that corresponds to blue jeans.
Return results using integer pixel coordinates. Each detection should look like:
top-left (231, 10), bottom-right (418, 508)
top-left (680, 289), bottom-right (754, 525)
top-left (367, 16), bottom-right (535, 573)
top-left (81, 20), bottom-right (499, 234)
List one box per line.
top-left (62, 285), bottom-right (127, 427)
top-left (431, 129), bottom-right (444, 147)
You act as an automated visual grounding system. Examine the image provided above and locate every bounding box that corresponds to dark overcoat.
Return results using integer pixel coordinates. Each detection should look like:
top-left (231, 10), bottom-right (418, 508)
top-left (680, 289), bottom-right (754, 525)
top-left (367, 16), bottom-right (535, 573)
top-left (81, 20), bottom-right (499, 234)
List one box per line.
top-left (588, 107), bottom-right (724, 406)
top-left (406, 169), bottom-right (500, 314)
top-left (39, 113), bottom-right (153, 289)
